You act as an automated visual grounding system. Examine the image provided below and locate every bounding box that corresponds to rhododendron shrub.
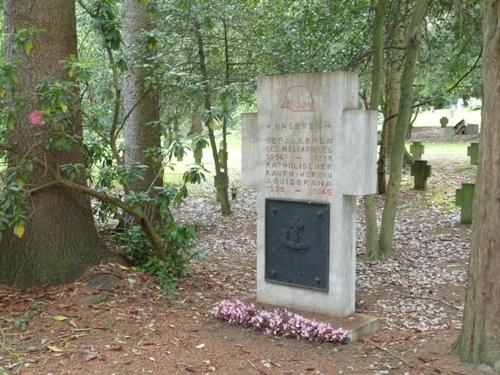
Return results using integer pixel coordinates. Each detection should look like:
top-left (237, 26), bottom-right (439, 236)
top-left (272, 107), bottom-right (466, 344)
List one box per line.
top-left (211, 300), bottom-right (348, 344)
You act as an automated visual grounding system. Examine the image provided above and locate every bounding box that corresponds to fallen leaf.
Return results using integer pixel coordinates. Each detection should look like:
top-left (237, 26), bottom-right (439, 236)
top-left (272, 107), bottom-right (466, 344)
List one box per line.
top-left (85, 352), bottom-right (99, 362)
top-left (48, 345), bottom-right (64, 352)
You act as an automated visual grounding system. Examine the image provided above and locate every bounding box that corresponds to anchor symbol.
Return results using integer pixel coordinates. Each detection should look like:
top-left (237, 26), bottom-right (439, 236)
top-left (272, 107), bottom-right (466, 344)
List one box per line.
top-left (280, 216), bottom-right (309, 251)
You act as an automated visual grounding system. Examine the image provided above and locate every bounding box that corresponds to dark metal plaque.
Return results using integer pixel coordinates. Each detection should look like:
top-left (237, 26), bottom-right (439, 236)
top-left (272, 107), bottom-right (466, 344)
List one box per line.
top-left (265, 199), bottom-right (329, 292)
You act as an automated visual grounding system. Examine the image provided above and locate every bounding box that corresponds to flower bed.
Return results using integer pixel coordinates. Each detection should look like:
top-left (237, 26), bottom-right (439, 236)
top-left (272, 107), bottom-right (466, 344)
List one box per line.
top-left (211, 300), bottom-right (348, 344)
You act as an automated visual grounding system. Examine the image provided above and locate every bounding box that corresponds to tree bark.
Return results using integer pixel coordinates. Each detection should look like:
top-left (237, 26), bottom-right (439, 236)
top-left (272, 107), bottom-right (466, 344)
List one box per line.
top-left (382, 0), bottom-right (406, 172)
top-left (378, 0), bottom-right (429, 256)
top-left (193, 17), bottom-right (231, 216)
top-left (188, 111), bottom-right (203, 135)
top-left (0, 0), bottom-right (100, 287)
top-left (122, 0), bottom-right (163, 221)
top-left (364, 0), bottom-right (388, 260)
top-left (454, 0), bottom-right (500, 366)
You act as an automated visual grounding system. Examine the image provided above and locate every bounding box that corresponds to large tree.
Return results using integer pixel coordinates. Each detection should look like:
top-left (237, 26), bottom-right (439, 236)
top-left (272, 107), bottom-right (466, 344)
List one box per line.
top-left (0, 0), bottom-right (100, 287)
top-left (454, 0), bottom-right (500, 366)
top-left (122, 0), bottom-right (163, 221)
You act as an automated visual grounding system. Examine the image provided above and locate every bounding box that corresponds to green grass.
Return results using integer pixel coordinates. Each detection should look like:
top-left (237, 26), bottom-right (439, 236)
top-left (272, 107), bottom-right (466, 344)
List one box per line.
top-left (419, 190), bottom-right (456, 213)
top-left (409, 142), bottom-right (469, 162)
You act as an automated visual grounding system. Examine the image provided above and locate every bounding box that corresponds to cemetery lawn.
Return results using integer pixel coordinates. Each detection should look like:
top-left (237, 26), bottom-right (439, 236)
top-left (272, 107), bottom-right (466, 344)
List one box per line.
top-left (0, 137), bottom-right (485, 375)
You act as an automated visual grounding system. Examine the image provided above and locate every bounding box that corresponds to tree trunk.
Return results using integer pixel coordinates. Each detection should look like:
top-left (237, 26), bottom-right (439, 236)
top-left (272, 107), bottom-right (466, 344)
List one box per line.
top-left (364, 0), bottom-right (388, 260)
top-left (454, 0), bottom-right (500, 366)
top-left (122, 0), bottom-right (163, 221)
top-left (0, 0), bottom-right (101, 287)
top-left (378, 0), bottom-right (429, 256)
top-left (188, 111), bottom-right (203, 135)
top-left (193, 17), bottom-right (231, 216)
top-left (383, 0), bottom-right (406, 171)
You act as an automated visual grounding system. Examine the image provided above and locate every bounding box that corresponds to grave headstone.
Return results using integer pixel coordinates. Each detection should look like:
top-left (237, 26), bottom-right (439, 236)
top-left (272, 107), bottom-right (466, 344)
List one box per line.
top-left (467, 142), bottom-right (479, 165)
top-left (410, 141), bottom-right (425, 160)
top-left (241, 113), bottom-right (259, 189)
top-left (464, 124), bottom-right (479, 135)
top-left (455, 183), bottom-right (475, 224)
top-left (411, 160), bottom-right (431, 189)
top-left (256, 72), bottom-right (377, 317)
top-left (440, 116), bottom-right (449, 128)
top-left (444, 127), bottom-right (454, 142)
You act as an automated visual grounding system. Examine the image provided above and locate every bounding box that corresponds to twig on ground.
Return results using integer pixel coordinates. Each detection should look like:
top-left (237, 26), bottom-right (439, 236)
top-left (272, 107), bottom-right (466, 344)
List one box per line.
top-left (366, 339), bottom-right (414, 369)
top-left (247, 359), bottom-right (268, 374)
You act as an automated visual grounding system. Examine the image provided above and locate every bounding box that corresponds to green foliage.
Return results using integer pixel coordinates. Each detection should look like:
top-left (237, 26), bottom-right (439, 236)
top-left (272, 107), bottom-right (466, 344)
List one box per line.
top-left (415, 0), bottom-right (481, 106)
top-left (0, 169), bottom-right (28, 235)
top-left (14, 312), bottom-right (30, 331)
top-left (13, 27), bottom-right (39, 55)
top-left (167, 139), bottom-right (187, 162)
top-left (0, 62), bottom-right (18, 98)
top-left (183, 165), bottom-right (208, 185)
top-left (467, 97), bottom-right (481, 110)
top-left (36, 79), bottom-right (78, 151)
top-left (115, 222), bottom-right (197, 294)
top-left (63, 55), bottom-right (93, 83)
top-left (81, 0), bottom-right (122, 50)
top-left (0, 62), bottom-right (23, 133)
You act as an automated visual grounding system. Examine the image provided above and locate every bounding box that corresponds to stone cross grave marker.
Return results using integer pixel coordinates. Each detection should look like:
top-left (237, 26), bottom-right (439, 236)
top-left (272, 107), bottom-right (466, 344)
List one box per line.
top-left (410, 141), bottom-right (425, 160)
top-left (440, 116), bottom-right (449, 128)
top-left (456, 183), bottom-right (475, 224)
top-left (467, 142), bottom-right (479, 165)
top-left (411, 160), bottom-right (431, 189)
top-left (256, 72), bottom-right (377, 317)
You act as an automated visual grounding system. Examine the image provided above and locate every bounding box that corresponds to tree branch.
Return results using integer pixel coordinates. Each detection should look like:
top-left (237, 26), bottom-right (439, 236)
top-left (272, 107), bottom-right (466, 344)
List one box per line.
top-left (0, 144), bottom-right (168, 260)
top-left (384, 47), bottom-right (482, 124)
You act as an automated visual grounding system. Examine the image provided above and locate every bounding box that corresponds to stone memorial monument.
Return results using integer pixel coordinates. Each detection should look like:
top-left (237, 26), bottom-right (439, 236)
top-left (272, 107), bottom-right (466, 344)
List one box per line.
top-left (256, 72), bottom-right (377, 317)
top-left (241, 113), bottom-right (259, 189)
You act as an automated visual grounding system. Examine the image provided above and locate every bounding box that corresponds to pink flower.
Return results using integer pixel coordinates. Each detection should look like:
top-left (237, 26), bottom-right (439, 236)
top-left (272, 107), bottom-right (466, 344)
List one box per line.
top-left (28, 111), bottom-right (43, 127)
top-left (211, 300), bottom-right (348, 344)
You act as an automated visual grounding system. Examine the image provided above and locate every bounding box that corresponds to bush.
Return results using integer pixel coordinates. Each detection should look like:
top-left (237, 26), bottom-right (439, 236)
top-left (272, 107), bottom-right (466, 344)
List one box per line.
top-left (114, 222), bottom-right (197, 293)
top-left (467, 97), bottom-right (481, 111)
